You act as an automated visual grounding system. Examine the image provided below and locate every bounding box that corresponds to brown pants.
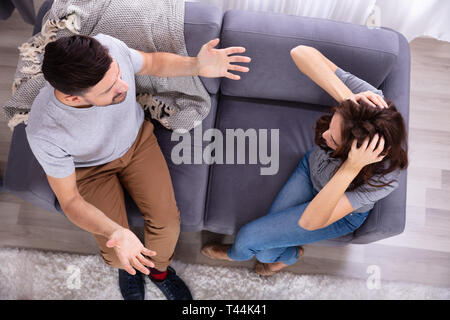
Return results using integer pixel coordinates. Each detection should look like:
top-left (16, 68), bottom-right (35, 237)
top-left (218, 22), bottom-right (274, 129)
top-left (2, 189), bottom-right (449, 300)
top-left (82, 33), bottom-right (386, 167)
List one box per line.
top-left (75, 119), bottom-right (180, 271)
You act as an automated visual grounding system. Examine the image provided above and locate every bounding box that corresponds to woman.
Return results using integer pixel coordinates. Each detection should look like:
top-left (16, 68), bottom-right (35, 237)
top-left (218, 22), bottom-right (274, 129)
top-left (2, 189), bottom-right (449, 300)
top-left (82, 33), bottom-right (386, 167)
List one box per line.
top-left (201, 45), bottom-right (408, 276)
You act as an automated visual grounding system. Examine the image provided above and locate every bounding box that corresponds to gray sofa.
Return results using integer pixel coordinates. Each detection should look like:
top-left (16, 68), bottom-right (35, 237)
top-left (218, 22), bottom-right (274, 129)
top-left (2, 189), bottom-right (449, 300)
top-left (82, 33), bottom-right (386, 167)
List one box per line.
top-left (3, 1), bottom-right (410, 246)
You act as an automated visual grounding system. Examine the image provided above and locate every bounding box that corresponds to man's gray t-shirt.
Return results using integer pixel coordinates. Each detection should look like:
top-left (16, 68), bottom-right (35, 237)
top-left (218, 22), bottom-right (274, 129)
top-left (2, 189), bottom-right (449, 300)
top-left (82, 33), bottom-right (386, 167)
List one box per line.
top-left (308, 67), bottom-right (401, 213)
top-left (25, 33), bottom-right (144, 178)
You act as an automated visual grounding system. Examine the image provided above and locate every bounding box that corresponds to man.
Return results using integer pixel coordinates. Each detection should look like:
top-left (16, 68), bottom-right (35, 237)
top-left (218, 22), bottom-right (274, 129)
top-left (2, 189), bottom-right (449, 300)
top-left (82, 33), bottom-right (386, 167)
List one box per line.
top-left (25, 33), bottom-right (251, 300)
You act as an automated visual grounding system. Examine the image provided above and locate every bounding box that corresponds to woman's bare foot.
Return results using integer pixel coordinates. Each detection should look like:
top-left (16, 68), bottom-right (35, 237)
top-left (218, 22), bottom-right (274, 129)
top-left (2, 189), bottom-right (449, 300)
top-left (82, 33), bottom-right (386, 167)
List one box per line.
top-left (254, 261), bottom-right (288, 276)
top-left (267, 261), bottom-right (289, 272)
top-left (201, 243), bottom-right (233, 261)
top-left (254, 246), bottom-right (304, 276)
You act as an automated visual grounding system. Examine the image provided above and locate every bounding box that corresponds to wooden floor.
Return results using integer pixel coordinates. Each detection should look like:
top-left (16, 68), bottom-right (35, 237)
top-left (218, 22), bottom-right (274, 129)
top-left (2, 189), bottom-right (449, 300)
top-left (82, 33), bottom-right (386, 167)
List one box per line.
top-left (1, 3), bottom-right (449, 290)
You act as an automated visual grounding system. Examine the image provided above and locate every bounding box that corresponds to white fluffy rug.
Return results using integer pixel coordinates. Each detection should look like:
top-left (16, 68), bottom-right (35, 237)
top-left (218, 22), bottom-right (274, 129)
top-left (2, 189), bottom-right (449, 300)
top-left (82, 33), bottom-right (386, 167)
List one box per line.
top-left (0, 247), bottom-right (449, 300)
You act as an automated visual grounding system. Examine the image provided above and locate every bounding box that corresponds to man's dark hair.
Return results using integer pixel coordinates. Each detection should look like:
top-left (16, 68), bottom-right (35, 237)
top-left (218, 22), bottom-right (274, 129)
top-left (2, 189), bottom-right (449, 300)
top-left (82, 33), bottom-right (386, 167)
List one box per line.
top-left (42, 35), bottom-right (113, 96)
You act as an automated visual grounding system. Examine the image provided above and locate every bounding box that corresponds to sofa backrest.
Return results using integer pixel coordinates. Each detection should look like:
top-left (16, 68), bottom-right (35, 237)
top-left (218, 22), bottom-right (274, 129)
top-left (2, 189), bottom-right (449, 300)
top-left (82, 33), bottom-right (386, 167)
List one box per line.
top-left (220, 10), bottom-right (400, 107)
top-left (33, 0), bottom-right (223, 96)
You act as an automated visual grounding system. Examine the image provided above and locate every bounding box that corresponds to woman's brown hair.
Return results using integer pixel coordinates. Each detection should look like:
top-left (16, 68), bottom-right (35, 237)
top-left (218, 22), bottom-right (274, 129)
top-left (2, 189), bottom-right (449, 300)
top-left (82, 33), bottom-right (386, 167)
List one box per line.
top-left (314, 98), bottom-right (408, 191)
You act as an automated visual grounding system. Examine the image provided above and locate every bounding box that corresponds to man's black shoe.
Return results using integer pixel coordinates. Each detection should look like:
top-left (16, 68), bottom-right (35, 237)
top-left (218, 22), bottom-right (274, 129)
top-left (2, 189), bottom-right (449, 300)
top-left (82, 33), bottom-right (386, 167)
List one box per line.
top-left (149, 266), bottom-right (193, 300)
top-left (118, 269), bottom-right (145, 300)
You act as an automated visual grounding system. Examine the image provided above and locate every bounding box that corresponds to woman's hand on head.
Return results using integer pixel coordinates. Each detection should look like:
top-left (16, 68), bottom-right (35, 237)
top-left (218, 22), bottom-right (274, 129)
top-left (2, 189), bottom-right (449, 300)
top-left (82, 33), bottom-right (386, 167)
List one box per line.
top-left (345, 133), bottom-right (387, 172)
top-left (350, 91), bottom-right (388, 109)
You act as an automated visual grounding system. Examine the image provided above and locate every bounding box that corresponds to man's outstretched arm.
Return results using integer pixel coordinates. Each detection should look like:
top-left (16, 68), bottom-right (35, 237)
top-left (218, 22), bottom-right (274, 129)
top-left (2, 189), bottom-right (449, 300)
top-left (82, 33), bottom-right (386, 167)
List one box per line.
top-left (135, 38), bottom-right (251, 79)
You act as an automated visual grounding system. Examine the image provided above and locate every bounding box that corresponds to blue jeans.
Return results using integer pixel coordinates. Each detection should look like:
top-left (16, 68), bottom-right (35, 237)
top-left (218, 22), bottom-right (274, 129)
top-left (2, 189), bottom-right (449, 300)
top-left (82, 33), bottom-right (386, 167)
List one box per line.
top-left (227, 149), bottom-right (370, 265)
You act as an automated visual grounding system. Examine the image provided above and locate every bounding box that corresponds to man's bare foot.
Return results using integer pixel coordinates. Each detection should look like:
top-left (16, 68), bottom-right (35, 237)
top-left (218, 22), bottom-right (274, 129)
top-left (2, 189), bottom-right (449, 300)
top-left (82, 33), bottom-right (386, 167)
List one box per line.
top-left (201, 243), bottom-right (233, 261)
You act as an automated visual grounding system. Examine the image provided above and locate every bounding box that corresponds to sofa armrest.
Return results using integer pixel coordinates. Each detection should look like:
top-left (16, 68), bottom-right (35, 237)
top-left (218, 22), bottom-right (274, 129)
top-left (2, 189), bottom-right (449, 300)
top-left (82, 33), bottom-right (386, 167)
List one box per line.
top-left (184, 1), bottom-right (223, 95)
top-left (352, 29), bottom-right (410, 244)
top-left (352, 170), bottom-right (407, 243)
top-left (4, 123), bottom-right (58, 213)
top-left (32, 0), bottom-right (54, 36)
top-left (378, 28), bottom-right (411, 133)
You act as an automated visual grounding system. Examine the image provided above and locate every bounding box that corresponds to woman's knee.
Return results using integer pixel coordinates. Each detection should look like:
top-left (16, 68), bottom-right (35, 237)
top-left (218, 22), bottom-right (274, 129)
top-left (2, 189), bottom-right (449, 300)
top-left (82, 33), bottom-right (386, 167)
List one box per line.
top-left (233, 223), bottom-right (261, 251)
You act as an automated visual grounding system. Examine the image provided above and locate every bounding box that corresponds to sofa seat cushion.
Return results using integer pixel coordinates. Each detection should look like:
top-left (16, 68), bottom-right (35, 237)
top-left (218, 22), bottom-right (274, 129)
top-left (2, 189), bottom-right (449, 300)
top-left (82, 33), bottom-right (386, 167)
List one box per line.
top-left (204, 95), bottom-right (352, 244)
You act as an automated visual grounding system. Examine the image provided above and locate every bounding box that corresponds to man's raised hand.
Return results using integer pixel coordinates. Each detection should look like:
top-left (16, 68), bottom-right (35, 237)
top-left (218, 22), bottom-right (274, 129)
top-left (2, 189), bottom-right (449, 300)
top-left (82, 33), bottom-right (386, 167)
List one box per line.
top-left (196, 38), bottom-right (251, 80)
